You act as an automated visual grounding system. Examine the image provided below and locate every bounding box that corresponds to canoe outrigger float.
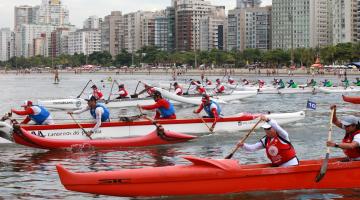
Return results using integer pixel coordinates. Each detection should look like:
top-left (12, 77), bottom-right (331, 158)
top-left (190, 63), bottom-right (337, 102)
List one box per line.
top-left (0, 111), bottom-right (305, 143)
top-left (57, 156), bottom-right (360, 197)
top-left (342, 95), bottom-right (360, 104)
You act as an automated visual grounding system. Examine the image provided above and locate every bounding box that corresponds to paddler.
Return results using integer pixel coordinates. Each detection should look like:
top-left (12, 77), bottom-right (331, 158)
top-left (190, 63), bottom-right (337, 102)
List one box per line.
top-left (307, 79), bottom-right (317, 87)
top-left (205, 78), bottom-right (212, 86)
top-left (277, 79), bottom-right (285, 89)
top-left (326, 105), bottom-right (360, 161)
top-left (11, 100), bottom-right (54, 125)
top-left (236, 115), bottom-right (299, 167)
top-left (173, 82), bottom-right (183, 96)
top-left (322, 79), bottom-right (333, 87)
top-left (193, 94), bottom-right (221, 132)
top-left (138, 91), bottom-right (176, 119)
top-left (353, 78), bottom-right (360, 86)
top-left (287, 80), bottom-right (298, 88)
top-left (342, 77), bottom-right (350, 89)
top-left (115, 84), bottom-right (129, 99)
top-left (91, 85), bottom-right (104, 100)
top-left (136, 83), bottom-right (156, 97)
top-left (215, 79), bottom-right (225, 93)
top-left (68, 96), bottom-right (110, 136)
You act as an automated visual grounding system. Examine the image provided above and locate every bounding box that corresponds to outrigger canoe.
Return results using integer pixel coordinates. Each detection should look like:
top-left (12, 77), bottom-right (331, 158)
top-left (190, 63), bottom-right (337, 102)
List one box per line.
top-left (8, 125), bottom-right (196, 150)
top-left (316, 86), bottom-right (360, 94)
top-left (0, 111), bottom-right (305, 141)
top-left (342, 95), bottom-right (360, 104)
top-left (57, 156), bottom-right (360, 197)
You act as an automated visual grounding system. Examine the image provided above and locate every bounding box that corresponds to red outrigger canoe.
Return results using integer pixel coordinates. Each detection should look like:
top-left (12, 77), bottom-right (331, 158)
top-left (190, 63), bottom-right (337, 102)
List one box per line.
top-left (342, 95), bottom-right (360, 104)
top-left (57, 156), bottom-right (360, 197)
top-left (11, 126), bottom-right (196, 150)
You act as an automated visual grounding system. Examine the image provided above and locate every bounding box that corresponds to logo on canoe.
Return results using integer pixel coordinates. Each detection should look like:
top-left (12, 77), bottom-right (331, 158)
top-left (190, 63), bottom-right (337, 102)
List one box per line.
top-left (76, 101), bottom-right (81, 108)
top-left (268, 145), bottom-right (279, 156)
top-left (98, 178), bottom-right (131, 184)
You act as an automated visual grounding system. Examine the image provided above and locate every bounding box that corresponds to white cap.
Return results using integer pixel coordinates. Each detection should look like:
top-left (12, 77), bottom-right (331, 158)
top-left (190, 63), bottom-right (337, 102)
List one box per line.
top-left (341, 115), bottom-right (360, 126)
top-left (261, 122), bottom-right (271, 129)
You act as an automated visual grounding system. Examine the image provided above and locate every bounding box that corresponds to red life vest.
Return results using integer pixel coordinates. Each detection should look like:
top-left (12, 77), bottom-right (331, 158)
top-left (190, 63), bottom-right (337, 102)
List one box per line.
top-left (216, 85), bottom-right (225, 93)
top-left (93, 89), bottom-right (103, 99)
top-left (147, 88), bottom-right (156, 95)
top-left (206, 80), bottom-right (212, 85)
top-left (228, 79), bottom-right (235, 84)
top-left (263, 135), bottom-right (297, 166)
top-left (175, 86), bottom-right (183, 95)
top-left (342, 130), bottom-right (360, 159)
top-left (197, 87), bottom-right (206, 94)
top-left (118, 88), bottom-right (129, 98)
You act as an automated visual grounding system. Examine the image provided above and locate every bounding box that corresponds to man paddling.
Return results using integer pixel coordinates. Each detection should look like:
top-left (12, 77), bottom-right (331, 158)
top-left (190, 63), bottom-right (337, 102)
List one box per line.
top-left (115, 84), bottom-right (129, 99)
top-left (136, 84), bottom-right (156, 97)
top-left (68, 96), bottom-right (110, 136)
top-left (138, 91), bottom-right (176, 120)
top-left (193, 94), bottom-right (221, 132)
top-left (353, 78), bottom-right (360, 86)
top-left (237, 115), bottom-right (299, 167)
top-left (173, 82), bottom-right (183, 96)
top-left (91, 85), bottom-right (104, 100)
top-left (327, 105), bottom-right (360, 161)
top-left (11, 100), bottom-right (54, 125)
top-left (215, 79), bottom-right (225, 93)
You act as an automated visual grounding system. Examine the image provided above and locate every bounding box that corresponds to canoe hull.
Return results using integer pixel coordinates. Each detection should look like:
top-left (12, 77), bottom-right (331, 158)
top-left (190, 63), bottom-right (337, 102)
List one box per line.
top-left (11, 126), bottom-right (196, 149)
top-left (342, 95), bottom-right (360, 104)
top-left (57, 156), bottom-right (360, 197)
top-left (0, 111), bottom-right (304, 141)
top-left (316, 87), bottom-right (360, 94)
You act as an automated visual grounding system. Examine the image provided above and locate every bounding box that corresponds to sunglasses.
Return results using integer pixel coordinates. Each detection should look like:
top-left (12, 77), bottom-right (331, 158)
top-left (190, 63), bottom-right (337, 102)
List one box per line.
top-left (344, 124), bottom-right (354, 128)
top-left (264, 127), bottom-right (272, 131)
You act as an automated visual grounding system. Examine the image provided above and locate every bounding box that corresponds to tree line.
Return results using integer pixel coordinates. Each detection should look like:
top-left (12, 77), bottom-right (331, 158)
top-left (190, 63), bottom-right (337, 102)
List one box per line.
top-left (1, 42), bottom-right (359, 69)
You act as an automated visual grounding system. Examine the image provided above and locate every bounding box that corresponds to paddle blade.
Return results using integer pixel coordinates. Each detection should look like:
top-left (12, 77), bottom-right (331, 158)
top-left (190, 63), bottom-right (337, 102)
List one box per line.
top-left (225, 153), bottom-right (234, 159)
top-left (315, 152), bottom-right (329, 182)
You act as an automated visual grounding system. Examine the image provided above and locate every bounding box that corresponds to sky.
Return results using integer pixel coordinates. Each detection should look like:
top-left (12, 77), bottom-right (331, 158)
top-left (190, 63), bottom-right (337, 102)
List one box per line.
top-left (0, 0), bottom-right (272, 29)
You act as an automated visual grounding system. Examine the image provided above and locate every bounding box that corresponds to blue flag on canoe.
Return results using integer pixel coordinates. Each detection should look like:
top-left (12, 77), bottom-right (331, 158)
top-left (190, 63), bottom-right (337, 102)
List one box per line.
top-left (307, 100), bottom-right (317, 110)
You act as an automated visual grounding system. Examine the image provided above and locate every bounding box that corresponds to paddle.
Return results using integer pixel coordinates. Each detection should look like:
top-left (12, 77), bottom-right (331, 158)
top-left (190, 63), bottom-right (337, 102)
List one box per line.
top-left (196, 113), bottom-right (214, 133)
top-left (315, 108), bottom-right (335, 182)
top-left (106, 80), bottom-right (116, 103)
top-left (69, 113), bottom-right (92, 140)
top-left (225, 118), bottom-right (262, 159)
top-left (76, 80), bottom-right (93, 98)
top-left (131, 81), bottom-right (141, 98)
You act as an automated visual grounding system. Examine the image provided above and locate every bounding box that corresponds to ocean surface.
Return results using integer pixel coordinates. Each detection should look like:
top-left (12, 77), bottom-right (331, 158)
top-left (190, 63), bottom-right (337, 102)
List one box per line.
top-left (0, 72), bottom-right (359, 199)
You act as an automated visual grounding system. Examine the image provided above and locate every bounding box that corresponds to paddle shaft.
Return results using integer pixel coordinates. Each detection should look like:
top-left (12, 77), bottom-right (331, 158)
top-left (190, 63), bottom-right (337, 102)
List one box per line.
top-left (107, 80), bottom-right (117, 102)
top-left (197, 113), bottom-right (214, 133)
top-left (77, 80), bottom-right (92, 98)
top-left (315, 108), bottom-right (335, 182)
top-left (69, 114), bottom-right (92, 140)
top-left (225, 119), bottom-right (262, 159)
top-left (133, 81), bottom-right (141, 95)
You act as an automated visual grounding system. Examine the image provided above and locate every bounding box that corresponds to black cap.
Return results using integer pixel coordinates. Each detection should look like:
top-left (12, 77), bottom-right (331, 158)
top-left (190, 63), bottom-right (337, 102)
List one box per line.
top-left (153, 91), bottom-right (162, 98)
top-left (173, 82), bottom-right (178, 86)
top-left (91, 85), bottom-right (97, 89)
top-left (119, 84), bottom-right (124, 88)
top-left (85, 96), bottom-right (97, 102)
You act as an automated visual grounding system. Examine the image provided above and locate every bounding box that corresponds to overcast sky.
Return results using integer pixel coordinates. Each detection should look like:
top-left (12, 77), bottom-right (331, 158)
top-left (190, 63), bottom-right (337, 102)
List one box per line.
top-left (0, 0), bottom-right (272, 29)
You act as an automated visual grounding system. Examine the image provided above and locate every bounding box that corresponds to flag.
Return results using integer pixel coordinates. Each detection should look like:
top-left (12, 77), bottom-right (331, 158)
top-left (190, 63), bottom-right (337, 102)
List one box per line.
top-left (307, 100), bottom-right (317, 110)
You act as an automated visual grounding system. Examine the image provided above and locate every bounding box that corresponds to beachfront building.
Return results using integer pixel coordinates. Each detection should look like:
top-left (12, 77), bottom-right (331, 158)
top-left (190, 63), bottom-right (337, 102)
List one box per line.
top-left (50, 27), bottom-right (74, 57)
top-left (236, 0), bottom-right (262, 8)
top-left (67, 29), bottom-right (101, 56)
top-left (309, 0), bottom-right (332, 48)
top-left (173, 0), bottom-right (218, 51)
top-left (35, 0), bottom-right (70, 26)
top-left (199, 6), bottom-right (227, 51)
top-left (227, 6), bottom-right (271, 51)
top-left (155, 7), bottom-right (176, 52)
top-left (83, 16), bottom-right (103, 29)
top-left (331, 0), bottom-right (359, 44)
top-left (101, 11), bottom-right (124, 57)
top-left (0, 28), bottom-right (15, 61)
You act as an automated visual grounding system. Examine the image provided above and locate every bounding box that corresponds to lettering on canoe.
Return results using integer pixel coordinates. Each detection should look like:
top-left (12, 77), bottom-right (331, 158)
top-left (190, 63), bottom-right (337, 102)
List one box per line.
top-left (98, 178), bottom-right (131, 184)
top-left (30, 130), bottom-right (102, 137)
top-left (237, 121), bottom-right (256, 126)
top-left (53, 101), bottom-right (75, 105)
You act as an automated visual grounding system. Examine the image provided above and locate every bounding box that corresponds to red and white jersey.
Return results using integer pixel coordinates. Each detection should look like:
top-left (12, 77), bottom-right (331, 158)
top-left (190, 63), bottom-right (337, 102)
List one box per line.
top-left (215, 84), bottom-right (225, 93)
top-left (174, 86), bottom-right (183, 96)
top-left (147, 87), bottom-right (156, 96)
top-left (228, 79), bottom-right (235, 85)
top-left (197, 87), bottom-right (206, 94)
top-left (118, 88), bottom-right (129, 98)
top-left (93, 89), bottom-right (104, 100)
top-left (206, 80), bottom-right (212, 85)
top-left (263, 135), bottom-right (297, 166)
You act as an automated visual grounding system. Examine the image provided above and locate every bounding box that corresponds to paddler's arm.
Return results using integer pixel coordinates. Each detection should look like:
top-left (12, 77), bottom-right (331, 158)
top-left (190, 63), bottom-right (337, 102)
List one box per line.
top-left (210, 108), bottom-right (219, 131)
top-left (91, 107), bottom-right (103, 133)
top-left (330, 105), bottom-right (342, 129)
top-left (261, 115), bottom-right (290, 141)
top-left (237, 141), bottom-right (264, 152)
top-left (140, 101), bottom-right (161, 110)
top-left (11, 108), bottom-right (34, 124)
top-left (193, 104), bottom-right (204, 114)
top-left (69, 106), bottom-right (89, 115)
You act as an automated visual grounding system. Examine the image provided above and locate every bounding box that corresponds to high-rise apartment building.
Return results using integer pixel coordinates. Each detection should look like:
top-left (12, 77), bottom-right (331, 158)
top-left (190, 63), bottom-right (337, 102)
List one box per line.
top-left (83, 16), bottom-right (103, 29)
top-left (228, 6), bottom-right (271, 51)
top-left (155, 7), bottom-right (176, 52)
top-left (309, 0), bottom-right (332, 48)
top-left (36, 0), bottom-right (70, 26)
top-left (332, 0), bottom-right (358, 44)
top-left (199, 6), bottom-right (227, 51)
top-left (0, 28), bottom-right (15, 61)
top-left (68, 29), bottom-right (101, 55)
top-left (236, 0), bottom-right (262, 9)
top-left (101, 11), bottom-right (123, 56)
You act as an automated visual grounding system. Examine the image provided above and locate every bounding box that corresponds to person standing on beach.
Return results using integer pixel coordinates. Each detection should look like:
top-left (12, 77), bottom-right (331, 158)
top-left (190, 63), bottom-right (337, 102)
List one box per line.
top-left (54, 67), bottom-right (60, 83)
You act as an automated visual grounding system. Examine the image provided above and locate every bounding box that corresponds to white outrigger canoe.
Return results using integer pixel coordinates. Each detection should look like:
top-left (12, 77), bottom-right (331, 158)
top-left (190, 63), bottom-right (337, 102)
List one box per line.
top-left (315, 86), bottom-right (360, 94)
top-left (0, 111), bottom-right (305, 143)
top-left (154, 87), bottom-right (257, 105)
